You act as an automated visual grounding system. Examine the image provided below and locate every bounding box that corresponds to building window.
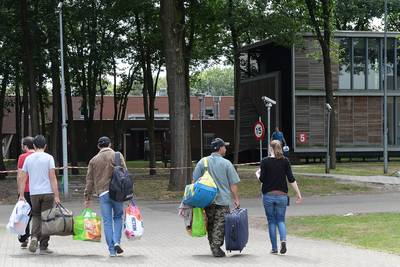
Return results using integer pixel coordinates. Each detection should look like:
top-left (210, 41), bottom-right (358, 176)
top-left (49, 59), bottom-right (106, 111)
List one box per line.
top-left (353, 38), bottom-right (366, 90)
top-left (229, 106), bottom-right (235, 119)
top-left (397, 39), bottom-right (400, 90)
top-left (367, 38), bottom-right (380, 90)
top-left (249, 52), bottom-right (261, 77)
top-left (385, 38), bottom-right (395, 90)
top-left (240, 52), bottom-right (249, 79)
top-left (204, 133), bottom-right (215, 148)
top-left (388, 97), bottom-right (395, 145)
top-left (397, 97), bottom-right (400, 145)
top-left (339, 38), bottom-right (351, 90)
top-left (205, 107), bottom-right (214, 118)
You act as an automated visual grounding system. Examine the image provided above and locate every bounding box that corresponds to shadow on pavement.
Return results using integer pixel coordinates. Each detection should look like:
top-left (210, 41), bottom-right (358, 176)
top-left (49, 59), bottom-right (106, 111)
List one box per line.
top-left (192, 253), bottom-right (258, 262)
top-left (10, 253), bottom-right (148, 264)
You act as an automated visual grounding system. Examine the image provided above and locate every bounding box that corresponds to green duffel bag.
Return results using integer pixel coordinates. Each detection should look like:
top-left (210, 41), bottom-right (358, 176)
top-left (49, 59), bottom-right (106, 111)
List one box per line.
top-left (41, 204), bottom-right (74, 236)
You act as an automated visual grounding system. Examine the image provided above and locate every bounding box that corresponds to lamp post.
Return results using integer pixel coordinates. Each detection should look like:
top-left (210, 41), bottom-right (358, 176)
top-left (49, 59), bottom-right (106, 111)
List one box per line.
top-left (57, 1), bottom-right (69, 198)
top-left (197, 93), bottom-right (205, 158)
top-left (325, 103), bottom-right (332, 174)
top-left (383, 0), bottom-right (388, 174)
top-left (261, 96), bottom-right (276, 156)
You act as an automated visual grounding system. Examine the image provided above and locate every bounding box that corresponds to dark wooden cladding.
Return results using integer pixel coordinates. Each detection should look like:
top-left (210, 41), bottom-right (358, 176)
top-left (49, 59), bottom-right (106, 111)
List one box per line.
top-left (239, 74), bottom-right (278, 152)
top-left (296, 96), bottom-right (382, 147)
top-left (296, 96), bottom-right (325, 146)
top-left (295, 37), bottom-right (339, 90)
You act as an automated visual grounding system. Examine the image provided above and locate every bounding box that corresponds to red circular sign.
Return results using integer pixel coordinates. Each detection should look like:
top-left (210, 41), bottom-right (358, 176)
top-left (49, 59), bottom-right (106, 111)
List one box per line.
top-left (253, 121), bottom-right (265, 141)
top-left (297, 133), bottom-right (308, 144)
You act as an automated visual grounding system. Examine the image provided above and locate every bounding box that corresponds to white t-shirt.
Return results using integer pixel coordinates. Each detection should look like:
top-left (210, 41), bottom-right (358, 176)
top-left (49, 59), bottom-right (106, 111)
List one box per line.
top-left (22, 151), bottom-right (55, 196)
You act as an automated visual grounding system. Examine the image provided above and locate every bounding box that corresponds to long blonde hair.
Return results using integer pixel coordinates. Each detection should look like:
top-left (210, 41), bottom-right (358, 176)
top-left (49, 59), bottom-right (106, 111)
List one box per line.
top-left (270, 140), bottom-right (284, 159)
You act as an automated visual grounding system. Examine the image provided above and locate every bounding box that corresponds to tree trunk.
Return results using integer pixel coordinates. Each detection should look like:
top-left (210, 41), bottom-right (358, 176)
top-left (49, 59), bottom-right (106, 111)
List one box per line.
top-left (161, 0), bottom-right (191, 191)
top-left (305, 0), bottom-right (336, 169)
top-left (22, 82), bottom-right (29, 136)
top-left (20, 0), bottom-right (39, 135)
top-left (228, 0), bottom-right (241, 165)
top-left (321, 44), bottom-right (336, 169)
top-left (112, 60), bottom-right (120, 150)
top-left (15, 67), bottom-right (21, 154)
top-left (135, 12), bottom-right (157, 175)
top-left (64, 53), bottom-right (79, 175)
top-left (64, 53), bottom-right (78, 174)
top-left (38, 76), bottom-right (47, 136)
top-left (0, 69), bottom-right (9, 179)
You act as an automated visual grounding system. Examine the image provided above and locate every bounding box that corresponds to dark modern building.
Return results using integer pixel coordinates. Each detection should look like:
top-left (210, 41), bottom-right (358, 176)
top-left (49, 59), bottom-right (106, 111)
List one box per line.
top-left (239, 31), bottom-right (400, 160)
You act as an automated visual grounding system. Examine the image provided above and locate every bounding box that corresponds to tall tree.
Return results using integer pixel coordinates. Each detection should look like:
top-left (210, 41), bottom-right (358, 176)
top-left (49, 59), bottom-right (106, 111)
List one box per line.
top-left (304, 0), bottom-right (336, 169)
top-left (130, 0), bottom-right (163, 175)
top-left (160, 0), bottom-right (191, 191)
top-left (20, 0), bottom-right (39, 135)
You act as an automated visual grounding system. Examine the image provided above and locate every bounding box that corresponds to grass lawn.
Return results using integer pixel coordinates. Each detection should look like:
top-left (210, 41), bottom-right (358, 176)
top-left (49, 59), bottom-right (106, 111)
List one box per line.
top-left (292, 161), bottom-right (400, 176)
top-left (286, 213), bottom-right (400, 255)
top-left (133, 175), bottom-right (374, 201)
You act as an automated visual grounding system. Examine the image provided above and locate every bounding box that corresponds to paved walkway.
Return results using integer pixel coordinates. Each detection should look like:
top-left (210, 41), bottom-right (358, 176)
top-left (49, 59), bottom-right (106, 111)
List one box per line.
top-left (1, 196), bottom-right (400, 267)
top-left (295, 172), bottom-right (400, 185)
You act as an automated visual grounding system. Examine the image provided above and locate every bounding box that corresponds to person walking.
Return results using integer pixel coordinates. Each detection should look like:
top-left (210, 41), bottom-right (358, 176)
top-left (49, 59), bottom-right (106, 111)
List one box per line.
top-left (259, 140), bottom-right (302, 255)
top-left (192, 138), bottom-right (240, 257)
top-left (84, 136), bottom-right (127, 257)
top-left (16, 136), bottom-right (35, 248)
top-left (18, 135), bottom-right (60, 254)
top-left (271, 126), bottom-right (287, 146)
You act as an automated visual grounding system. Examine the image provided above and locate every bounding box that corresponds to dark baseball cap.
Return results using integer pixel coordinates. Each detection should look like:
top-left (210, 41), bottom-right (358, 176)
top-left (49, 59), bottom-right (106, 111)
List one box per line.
top-left (211, 138), bottom-right (230, 150)
top-left (98, 136), bottom-right (111, 147)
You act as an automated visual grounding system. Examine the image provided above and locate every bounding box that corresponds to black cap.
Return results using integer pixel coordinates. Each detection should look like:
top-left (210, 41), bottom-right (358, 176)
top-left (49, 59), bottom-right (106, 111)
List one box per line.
top-left (98, 136), bottom-right (111, 147)
top-left (211, 138), bottom-right (230, 150)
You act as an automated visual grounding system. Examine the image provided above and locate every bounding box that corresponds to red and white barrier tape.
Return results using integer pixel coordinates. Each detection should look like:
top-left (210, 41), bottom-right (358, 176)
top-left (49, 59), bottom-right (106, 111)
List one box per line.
top-left (0, 161), bottom-right (261, 174)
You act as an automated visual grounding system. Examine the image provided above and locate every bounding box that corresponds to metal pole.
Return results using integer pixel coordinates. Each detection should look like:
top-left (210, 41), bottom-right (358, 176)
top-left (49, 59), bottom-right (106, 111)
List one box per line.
top-left (58, 2), bottom-right (69, 197)
top-left (199, 96), bottom-right (203, 158)
top-left (384, 0), bottom-right (388, 174)
top-left (326, 110), bottom-right (330, 173)
top-left (259, 116), bottom-right (262, 162)
top-left (267, 104), bottom-right (271, 156)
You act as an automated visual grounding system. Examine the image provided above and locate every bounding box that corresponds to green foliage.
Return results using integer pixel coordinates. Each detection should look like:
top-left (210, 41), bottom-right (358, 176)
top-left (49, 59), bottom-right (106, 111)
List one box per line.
top-left (191, 66), bottom-right (234, 96)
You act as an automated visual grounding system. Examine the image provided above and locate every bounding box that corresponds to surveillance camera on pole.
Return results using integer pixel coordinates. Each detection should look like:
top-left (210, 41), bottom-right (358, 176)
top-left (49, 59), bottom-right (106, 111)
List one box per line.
top-left (261, 96), bottom-right (276, 106)
top-left (325, 103), bottom-right (332, 112)
top-left (325, 103), bottom-right (331, 173)
top-left (261, 96), bottom-right (276, 156)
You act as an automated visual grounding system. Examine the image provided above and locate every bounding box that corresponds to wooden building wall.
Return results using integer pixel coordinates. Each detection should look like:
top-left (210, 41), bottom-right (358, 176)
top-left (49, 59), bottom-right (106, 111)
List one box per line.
top-left (295, 37), bottom-right (339, 90)
top-left (295, 96), bottom-right (382, 147)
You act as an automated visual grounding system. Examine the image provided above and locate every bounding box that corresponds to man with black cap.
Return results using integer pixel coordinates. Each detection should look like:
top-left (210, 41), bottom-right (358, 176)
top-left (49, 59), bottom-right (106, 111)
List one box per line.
top-left (192, 137), bottom-right (240, 257)
top-left (84, 136), bottom-right (127, 257)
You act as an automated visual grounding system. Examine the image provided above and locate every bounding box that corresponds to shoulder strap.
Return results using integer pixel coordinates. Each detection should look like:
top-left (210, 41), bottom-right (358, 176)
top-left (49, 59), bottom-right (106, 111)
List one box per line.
top-left (115, 152), bottom-right (121, 167)
top-left (203, 157), bottom-right (209, 171)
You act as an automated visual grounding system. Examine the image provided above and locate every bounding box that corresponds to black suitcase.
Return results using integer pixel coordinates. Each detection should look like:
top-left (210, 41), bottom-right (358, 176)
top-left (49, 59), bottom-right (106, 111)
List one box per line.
top-left (224, 208), bottom-right (249, 252)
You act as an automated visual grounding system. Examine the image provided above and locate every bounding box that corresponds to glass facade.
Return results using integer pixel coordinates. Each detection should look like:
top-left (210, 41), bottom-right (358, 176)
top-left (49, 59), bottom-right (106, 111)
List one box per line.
top-left (367, 38), bottom-right (380, 90)
top-left (397, 98), bottom-right (400, 145)
top-left (385, 39), bottom-right (395, 90)
top-left (388, 97), bottom-right (394, 145)
top-left (338, 37), bottom-right (398, 90)
top-left (338, 38), bottom-right (351, 90)
top-left (353, 38), bottom-right (366, 90)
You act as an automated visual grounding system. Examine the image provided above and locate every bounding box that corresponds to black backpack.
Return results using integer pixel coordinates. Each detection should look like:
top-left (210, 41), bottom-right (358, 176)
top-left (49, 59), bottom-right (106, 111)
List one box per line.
top-left (109, 152), bottom-right (134, 202)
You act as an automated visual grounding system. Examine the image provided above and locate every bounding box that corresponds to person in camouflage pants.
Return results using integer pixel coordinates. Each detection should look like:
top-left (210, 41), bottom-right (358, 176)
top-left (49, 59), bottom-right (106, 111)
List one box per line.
top-left (205, 205), bottom-right (230, 253)
top-left (192, 138), bottom-right (240, 257)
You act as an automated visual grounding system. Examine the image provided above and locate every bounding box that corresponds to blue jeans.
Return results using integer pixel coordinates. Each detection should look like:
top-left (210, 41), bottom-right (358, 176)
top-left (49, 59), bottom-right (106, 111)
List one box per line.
top-left (262, 194), bottom-right (288, 251)
top-left (99, 192), bottom-right (124, 254)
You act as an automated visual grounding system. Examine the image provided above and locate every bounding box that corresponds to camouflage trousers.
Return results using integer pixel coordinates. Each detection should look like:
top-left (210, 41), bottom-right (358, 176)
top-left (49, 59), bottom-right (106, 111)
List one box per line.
top-left (205, 204), bottom-right (230, 250)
